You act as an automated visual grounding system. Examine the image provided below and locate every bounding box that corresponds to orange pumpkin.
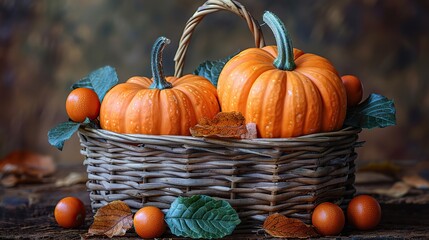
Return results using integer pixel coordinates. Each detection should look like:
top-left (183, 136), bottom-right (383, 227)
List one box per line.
top-left (217, 11), bottom-right (347, 138)
top-left (100, 37), bottom-right (220, 135)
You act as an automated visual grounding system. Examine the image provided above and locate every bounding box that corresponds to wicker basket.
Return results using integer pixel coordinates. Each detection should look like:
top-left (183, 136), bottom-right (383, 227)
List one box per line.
top-left (78, 0), bottom-right (362, 227)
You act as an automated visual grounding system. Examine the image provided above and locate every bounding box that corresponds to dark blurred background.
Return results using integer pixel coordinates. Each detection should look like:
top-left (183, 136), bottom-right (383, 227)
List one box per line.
top-left (0, 0), bottom-right (428, 164)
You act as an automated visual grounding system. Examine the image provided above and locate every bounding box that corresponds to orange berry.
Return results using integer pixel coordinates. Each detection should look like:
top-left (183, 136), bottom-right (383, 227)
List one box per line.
top-left (66, 88), bottom-right (100, 122)
top-left (54, 196), bottom-right (86, 228)
top-left (341, 75), bottom-right (364, 107)
top-left (312, 202), bottom-right (345, 236)
top-left (133, 206), bottom-right (166, 238)
top-left (347, 195), bottom-right (381, 230)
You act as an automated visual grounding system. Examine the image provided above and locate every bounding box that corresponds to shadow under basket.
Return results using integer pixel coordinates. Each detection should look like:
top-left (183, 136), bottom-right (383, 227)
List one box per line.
top-left (78, 126), bottom-right (361, 227)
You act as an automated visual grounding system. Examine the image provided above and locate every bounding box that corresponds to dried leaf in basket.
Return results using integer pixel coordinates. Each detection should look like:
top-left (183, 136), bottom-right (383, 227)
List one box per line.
top-left (190, 111), bottom-right (249, 138)
top-left (85, 200), bottom-right (133, 238)
top-left (263, 213), bottom-right (319, 238)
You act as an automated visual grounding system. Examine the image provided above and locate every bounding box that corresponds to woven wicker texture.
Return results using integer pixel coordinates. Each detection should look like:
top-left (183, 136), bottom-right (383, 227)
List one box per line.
top-left (173, 0), bottom-right (265, 77)
top-left (79, 127), bottom-right (361, 223)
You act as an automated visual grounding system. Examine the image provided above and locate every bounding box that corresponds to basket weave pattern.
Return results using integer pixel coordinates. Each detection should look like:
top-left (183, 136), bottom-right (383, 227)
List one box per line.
top-left (79, 127), bottom-right (360, 223)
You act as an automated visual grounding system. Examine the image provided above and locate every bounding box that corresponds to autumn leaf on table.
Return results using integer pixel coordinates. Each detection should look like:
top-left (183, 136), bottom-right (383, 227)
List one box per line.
top-left (0, 150), bottom-right (56, 187)
top-left (263, 213), bottom-right (318, 238)
top-left (84, 200), bottom-right (133, 238)
top-left (190, 111), bottom-right (254, 139)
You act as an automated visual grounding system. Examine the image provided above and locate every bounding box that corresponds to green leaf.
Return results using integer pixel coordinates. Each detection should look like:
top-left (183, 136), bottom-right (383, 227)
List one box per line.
top-left (344, 93), bottom-right (396, 129)
top-left (71, 66), bottom-right (118, 101)
top-left (89, 66), bottom-right (119, 102)
top-left (71, 76), bottom-right (93, 90)
top-left (47, 119), bottom-right (89, 150)
top-left (193, 53), bottom-right (237, 87)
top-left (47, 121), bottom-right (81, 150)
top-left (165, 195), bottom-right (241, 239)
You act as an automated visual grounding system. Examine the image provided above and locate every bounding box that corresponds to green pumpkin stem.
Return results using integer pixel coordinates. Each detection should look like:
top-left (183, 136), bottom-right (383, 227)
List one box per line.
top-left (263, 11), bottom-right (296, 71)
top-left (150, 36), bottom-right (173, 90)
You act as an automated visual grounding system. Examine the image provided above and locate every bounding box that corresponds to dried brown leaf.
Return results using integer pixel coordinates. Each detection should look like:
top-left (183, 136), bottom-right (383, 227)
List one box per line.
top-left (86, 200), bottom-right (133, 238)
top-left (402, 174), bottom-right (429, 189)
top-left (0, 150), bottom-right (56, 187)
top-left (263, 213), bottom-right (319, 238)
top-left (190, 111), bottom-right (248, 138)
top-left (373, 181), bottom-right (411, 198)
top-left (201, 111), bottom-right (245, 126)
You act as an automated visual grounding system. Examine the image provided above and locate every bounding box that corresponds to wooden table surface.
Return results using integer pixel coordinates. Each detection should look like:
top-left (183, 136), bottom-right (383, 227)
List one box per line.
top-left (1, 164), bottom-right (429, 239)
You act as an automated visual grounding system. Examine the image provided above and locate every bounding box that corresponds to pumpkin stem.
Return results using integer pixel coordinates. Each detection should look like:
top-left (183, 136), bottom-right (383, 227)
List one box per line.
top-left (150, 36), bottom-right (173, 90)
top-left (263, 11), bottom-right (296, 71)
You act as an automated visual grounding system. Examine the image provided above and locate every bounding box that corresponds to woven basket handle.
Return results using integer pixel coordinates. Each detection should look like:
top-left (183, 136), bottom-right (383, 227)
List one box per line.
top-left (173, 0), bottom-right (265, 77)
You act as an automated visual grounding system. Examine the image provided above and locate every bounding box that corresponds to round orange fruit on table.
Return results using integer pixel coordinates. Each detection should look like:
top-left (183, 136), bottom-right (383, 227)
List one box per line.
top-left (54, 196), bottom-right (86, 228)
top-left (312, 202), bottom-right (345, 236)
top-left (133, 206), bottom-right (166, 238)
top-left (347, 194), bottom-right (382, 230)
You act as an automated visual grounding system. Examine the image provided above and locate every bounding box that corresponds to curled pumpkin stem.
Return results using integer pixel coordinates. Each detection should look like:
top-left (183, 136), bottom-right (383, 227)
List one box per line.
top-left (150, 36), bottom-right (173, 90)
top-left (263, 11), bottom-right (296, 71)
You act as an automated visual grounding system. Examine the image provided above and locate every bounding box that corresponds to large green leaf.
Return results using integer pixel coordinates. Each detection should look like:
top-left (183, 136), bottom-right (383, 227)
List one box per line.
top-left (193, 53), bottom-right (237, 87)
top-left (47, 121), bottom-right (81, 150)
top-left (88, 66), bottom-right (118, 101)
top-left (165, 195), bottom-right (241, 239)
top-left (344, 93), bottom-right (396, 129)
top-left (71, 66), bottom-right (118, 101)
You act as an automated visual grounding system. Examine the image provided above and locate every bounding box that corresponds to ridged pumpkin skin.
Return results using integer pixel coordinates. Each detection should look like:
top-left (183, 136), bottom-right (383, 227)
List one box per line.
top-left (100, 75), bottom-right (219, 135)
top-left (100, 37), bottom-right (220, 135)
top-left (217, 12), bottom-right (346, 138)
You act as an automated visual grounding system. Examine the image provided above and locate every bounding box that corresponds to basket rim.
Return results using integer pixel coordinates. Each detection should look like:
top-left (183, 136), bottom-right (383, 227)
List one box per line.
top-left (78, 126), bottom-right (361, 147)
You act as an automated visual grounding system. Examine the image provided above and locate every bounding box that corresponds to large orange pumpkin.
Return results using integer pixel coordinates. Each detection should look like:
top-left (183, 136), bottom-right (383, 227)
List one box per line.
top-left (100, 37), bottom-right (220, 135)
top-left (217, 11), bottom-right (347, 138)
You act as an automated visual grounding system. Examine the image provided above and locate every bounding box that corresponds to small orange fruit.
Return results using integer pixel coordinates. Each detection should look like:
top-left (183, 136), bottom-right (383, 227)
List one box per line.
top-left (341, 75), bottom-right (364, 107)
top-left (54, 196), bottom-right (86, 228)
top-left (312, 202), bottom-right (345, 236)
top-left (133, 206), bottom-right (166, 238)
top-left (347, 195), bottom-right (381, 230)
top-left (65, 88), bottom-right (100, 122)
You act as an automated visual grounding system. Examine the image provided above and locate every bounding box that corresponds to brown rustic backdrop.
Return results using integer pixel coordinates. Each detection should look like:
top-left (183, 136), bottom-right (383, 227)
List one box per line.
top-left (0, 0), bottom-right (428, 164)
